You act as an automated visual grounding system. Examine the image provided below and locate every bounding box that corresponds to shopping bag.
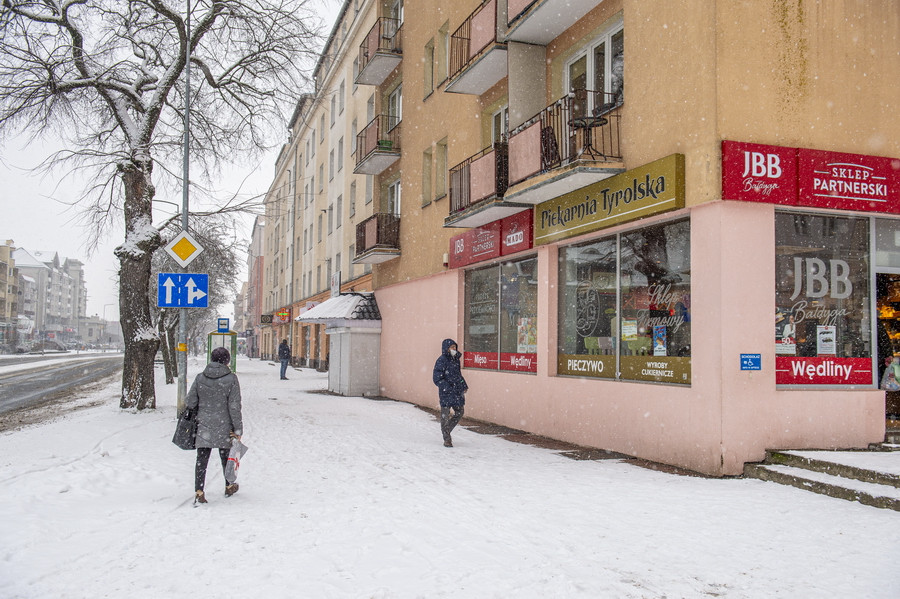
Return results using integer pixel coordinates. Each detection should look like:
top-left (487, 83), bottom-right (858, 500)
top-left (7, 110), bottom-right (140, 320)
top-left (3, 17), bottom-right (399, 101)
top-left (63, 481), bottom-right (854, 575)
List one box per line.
top-left (881, 368), bottom-right (900, 392)
top-left (171, 408), bottom-right (198, 450)
top-left (225, 438), bottom-right (249, 485)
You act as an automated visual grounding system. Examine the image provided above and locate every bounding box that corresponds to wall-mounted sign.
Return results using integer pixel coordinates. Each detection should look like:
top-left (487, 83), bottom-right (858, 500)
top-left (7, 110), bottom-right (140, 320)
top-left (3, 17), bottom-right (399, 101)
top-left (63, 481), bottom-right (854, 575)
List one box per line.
top-left (722, 140), bottom-right (797, 204)
top-left (722, 140), bottom-right (900, 213)
top-left (272, 308), bottom-right (291, 325)
top-left (534, 154), bottom-right (685, 246)
top-left (740, 354), bottom-right (761, 371)
top-left (260, 314), bottom-right (273, 324)
top-left (449, 210), bottom-right (533, 269)
top-left (775, 357), bottom-right (872, 385)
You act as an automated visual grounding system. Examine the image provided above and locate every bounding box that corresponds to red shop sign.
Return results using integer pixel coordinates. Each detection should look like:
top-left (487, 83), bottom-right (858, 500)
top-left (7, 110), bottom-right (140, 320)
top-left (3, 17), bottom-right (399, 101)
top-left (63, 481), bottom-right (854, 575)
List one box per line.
top-left (722, 140), bottom-right (797, 205)
top-left (463, 351), bottom-right (499, 369)
top-left (449, 221), bottom-right (501, 269)
top-left (500, 210), bottom-right (533, 256)
top-left (500, 352), bottom-right (537, 373)
top-left (775, 357), bottom-right (873, 385)
top-left (797, 148), bottom-right (900, 213)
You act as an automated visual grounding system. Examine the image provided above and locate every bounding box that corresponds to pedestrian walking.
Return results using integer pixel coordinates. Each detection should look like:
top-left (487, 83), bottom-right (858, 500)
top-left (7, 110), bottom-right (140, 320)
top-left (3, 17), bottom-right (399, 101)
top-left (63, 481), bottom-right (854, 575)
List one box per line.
top-left (432, 338), bottom-right (468, 447)
top-left (278, 339), bottom-right (291, 380)
top-left (186, 347), bottom-right (243, 504)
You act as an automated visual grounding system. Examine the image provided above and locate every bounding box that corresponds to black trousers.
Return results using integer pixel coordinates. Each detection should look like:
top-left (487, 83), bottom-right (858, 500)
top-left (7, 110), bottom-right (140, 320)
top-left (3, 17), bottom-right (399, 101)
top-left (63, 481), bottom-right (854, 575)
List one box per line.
top-left (441, 405), bottom-right (464, 440)
top-left (195, 447), bottom-right (229, 492)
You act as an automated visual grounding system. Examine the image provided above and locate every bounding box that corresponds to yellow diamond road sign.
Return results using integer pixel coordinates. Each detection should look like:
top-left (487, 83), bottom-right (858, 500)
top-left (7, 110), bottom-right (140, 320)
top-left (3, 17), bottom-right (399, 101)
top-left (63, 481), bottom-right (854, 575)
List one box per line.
top-left (164, 230), bottom-right (204, 268)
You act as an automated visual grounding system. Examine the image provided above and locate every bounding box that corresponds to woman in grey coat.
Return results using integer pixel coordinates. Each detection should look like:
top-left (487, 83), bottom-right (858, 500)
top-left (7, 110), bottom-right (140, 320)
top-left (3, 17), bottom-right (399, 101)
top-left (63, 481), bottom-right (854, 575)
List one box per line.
top-left (186, 347), bottom-right (243, 504)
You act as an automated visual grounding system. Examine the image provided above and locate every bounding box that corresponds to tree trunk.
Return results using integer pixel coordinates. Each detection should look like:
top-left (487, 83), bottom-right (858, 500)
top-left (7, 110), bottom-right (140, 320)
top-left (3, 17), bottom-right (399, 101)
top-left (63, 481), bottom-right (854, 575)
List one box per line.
top-left (166, 312), bottom-right (179, 382)
top-left (115, 157), bottom-right (162, 410)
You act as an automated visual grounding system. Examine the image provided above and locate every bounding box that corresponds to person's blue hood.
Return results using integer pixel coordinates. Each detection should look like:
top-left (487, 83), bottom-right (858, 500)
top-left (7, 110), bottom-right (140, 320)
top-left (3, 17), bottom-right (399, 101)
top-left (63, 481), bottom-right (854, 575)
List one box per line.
top-left (441, 338), bottom-right (457, 355)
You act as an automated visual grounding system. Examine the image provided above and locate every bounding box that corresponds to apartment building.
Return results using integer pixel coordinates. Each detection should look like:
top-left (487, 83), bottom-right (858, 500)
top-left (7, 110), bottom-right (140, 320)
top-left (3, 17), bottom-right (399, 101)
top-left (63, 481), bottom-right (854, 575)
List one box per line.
top-left (260, 1), bottom-right (382, 366)
top-left (0, 240), bottom-right (18, 346)
top-left (13, 248), bottom-right (88, 345)
top-left (333, 0), bottom-right (900, 476)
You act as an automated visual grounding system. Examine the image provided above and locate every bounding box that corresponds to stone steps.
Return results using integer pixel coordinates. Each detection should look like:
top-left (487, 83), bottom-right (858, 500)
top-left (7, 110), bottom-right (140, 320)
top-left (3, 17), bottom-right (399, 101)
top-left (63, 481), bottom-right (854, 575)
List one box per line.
top-left (744, 449), bottom-right (900, 512)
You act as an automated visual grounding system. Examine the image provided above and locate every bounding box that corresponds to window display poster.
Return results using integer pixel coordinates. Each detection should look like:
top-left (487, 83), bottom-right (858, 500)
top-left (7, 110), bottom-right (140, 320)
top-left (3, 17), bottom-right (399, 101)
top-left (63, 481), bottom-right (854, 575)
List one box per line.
top-left (517, 317), bottom-right (537, 354)
top-left (622, 319), bottom-right (638, 340)
top-left (775, 309), bottom-right (796, 355)
top-left (817, 325), bottom-right (836, 356)
top-left (653, 325), bottom-right (667, 356)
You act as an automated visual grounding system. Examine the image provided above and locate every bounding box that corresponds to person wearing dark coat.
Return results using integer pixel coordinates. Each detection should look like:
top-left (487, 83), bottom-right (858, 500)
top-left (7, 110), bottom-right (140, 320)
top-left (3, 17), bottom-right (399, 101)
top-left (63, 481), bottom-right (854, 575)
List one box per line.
top-left (432, 338), bottom-right (468, 447)
top-left (278, 339), bottom-right (291, 380)
top-left (185, 347), bottom-right (243, 504)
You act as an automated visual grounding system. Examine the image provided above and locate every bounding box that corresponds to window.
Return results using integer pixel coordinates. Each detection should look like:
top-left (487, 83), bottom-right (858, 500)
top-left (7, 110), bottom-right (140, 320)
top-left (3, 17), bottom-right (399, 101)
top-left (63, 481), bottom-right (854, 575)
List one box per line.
top-left (310, 176), bottom-right (315, 198)
top-left (325, 258), bottom-right (332, 286)
top-left (437, 22), bottom-right (450, 84)
top-left (336, 196), bottom-right (342, 228)
top-left (329, 150), bottom-right (335, 180)
top-left (308, 225), bottom-right (313, 250)
top-left (330, 96), bottom-right (336, 126)
top-left (351, 121), bottom-right (357, 156)
top-left (422, 147), bottom-right (433, 206)
top-left (463, 256), bottom-right (539, 372)
top-left (775, 212), bottom-right (870, 385)
top-left (318, 165), bottom-right (323, 191)
top-left (317, 213), bottom-right (323, 242)
top-left (366, 175), bottom-right (373, 204)
top-left (387, 179), bottom-right (401, 215)
top-left (557, 218), bottom-right (691, 385)
top-left (311, 130), bottom-right (316, 155)
top-left (328, 204), bottom-right (333, 234)
top-left (565, 23), bottom-right (624, 115)
top-left (306, 139), bottom-right (310, 164)
top-left (492, 105), bottom-right (509, 144)
top-left (335, 252), bottom-right (341, 281)
top-left (424, 39), bottom-right (435, 97)
top-left (348, 244), bottom-right (355, 277)
top-left (317, 265), bottom-right (321, 291)
top-left (350, 182), bottom-right (357, 217)
top-left (390, 0), bottom-right (403, 23)
top-left (388, 85), bottom-right (402, 127)
top-left (338, 137), bottom-right (344, 171)
top-left (320, 115), bottom-right (325, 138)
top-left (303, 229), bottom-right (308, 254)
top-left (435, 138), bottom-right (448, 200)
top-left (339, 81), bottom-right (345, 113)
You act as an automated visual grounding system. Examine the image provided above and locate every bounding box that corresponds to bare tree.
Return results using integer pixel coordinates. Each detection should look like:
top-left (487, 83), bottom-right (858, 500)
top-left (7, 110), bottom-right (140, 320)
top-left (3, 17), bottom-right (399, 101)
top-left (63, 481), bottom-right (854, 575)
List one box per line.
top-left (0, 0), bottom-right (321, 409)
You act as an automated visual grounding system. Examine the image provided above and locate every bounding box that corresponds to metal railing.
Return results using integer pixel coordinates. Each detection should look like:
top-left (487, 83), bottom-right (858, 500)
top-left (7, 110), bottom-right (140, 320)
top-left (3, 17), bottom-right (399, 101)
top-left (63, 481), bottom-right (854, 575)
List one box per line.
top-left (449, 143), bottom-right (508, 215)
top-left (449, 0), bottom-right (499, 80)
top-left (356, 212), bottom-right (401, 255)
top-left (508, 89), bottom-right (621, 185)
top-left (355, 115), bottom-right (401, 166)
top-left (358, 17), bottom-right (403, 71)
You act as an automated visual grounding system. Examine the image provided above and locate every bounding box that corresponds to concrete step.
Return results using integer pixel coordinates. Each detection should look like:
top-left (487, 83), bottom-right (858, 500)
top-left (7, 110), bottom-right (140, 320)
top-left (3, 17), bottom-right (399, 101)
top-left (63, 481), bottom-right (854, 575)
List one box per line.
top-left (744, 463), bottom-right (900, 511)
top-left (763, 450), bottom-right (900, 488)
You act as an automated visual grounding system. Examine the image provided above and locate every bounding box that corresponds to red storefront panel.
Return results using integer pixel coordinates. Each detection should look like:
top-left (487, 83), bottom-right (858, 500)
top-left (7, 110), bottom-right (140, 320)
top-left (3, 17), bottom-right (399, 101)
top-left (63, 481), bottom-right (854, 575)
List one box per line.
top-left (797, 148), bottom-right (900, 213)
top-left (449, 222), bottom-right (501, 269)
top-left (775, 357), bottom-right (873, 385)
top-left (722, 140), bottom-right (798, 205)
top-left (500, 352), bottom-right (537, 373)
top-left (500, 210), bottom-right (533, 256)
top-left (464, 351), bottom-right (499, 369)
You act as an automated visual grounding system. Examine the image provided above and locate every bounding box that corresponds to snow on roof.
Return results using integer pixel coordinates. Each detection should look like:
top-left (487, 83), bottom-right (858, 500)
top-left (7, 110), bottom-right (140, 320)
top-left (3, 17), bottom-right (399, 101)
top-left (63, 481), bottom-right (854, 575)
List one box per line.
top-left (11, 248), bottom-right (48, 269)
top-left (295, 292), bottom-right (381, 322)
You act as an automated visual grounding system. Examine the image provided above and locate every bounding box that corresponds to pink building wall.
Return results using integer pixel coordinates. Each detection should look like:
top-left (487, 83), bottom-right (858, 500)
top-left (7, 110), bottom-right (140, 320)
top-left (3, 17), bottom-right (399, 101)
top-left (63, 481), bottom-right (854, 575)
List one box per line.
top-left (376, 201), bottom-right (885, 476)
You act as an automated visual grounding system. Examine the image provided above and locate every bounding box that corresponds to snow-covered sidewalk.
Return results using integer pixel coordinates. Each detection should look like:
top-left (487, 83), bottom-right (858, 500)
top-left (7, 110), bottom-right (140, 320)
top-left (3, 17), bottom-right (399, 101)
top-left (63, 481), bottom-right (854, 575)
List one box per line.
top-left (0, 356), bottom-right (897, 599)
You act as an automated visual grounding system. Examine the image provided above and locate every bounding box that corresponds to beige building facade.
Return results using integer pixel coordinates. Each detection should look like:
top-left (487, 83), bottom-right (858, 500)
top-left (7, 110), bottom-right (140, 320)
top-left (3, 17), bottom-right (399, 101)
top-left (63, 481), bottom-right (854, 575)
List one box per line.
top-left (259, 0), bottom-right (900, 475)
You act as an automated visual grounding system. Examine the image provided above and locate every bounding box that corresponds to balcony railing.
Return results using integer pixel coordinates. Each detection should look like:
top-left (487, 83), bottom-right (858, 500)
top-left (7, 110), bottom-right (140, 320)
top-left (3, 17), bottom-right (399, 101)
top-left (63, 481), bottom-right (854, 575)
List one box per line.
top-left (354, 213), bottom-right (401, 264)
top-left (508, 90), bottom-right (621, 187)
top-left (449, 143), bottom-right (508, 215)
top-left (356, 18), bottom-right (403, 86)
top-left (354, 115), bottom-right (401, 175)
top-left (446, 0), bottom-right (507, 95)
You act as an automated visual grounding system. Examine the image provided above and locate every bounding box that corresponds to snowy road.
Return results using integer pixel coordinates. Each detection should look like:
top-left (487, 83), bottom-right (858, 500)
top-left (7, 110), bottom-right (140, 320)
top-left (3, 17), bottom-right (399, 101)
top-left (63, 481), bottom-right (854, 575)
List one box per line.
top-left (0, 356), bottom-right (897, 599)
top-left (0, 354), bottom-right (122, 413)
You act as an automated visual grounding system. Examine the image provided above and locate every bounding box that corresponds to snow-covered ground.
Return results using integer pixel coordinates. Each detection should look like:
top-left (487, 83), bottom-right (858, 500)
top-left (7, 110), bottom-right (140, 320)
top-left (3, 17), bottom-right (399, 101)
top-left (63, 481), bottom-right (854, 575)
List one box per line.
top-left (1, 356), bottom-right (898, 599)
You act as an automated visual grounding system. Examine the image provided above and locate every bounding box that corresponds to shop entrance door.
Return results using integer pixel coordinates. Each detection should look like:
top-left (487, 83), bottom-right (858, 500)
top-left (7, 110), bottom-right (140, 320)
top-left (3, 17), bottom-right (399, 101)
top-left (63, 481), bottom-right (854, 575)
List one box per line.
top-left (875, 271), bottom-right (900, 423)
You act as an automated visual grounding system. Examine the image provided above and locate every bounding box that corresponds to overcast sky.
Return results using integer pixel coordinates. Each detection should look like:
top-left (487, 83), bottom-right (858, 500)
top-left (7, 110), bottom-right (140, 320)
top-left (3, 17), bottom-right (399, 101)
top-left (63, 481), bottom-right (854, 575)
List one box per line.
top-left (1, 0), bottom-right (339, 324)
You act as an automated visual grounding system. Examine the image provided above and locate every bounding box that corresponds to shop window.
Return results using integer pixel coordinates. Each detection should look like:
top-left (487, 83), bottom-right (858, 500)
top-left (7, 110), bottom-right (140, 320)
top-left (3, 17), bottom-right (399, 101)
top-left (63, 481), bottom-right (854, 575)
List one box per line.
top-left (558, 219), bottom-right (691, 385)
top-left (775, 212), bottom-right (871, 385)
top-left (464, 256), bottom-right (538, 373)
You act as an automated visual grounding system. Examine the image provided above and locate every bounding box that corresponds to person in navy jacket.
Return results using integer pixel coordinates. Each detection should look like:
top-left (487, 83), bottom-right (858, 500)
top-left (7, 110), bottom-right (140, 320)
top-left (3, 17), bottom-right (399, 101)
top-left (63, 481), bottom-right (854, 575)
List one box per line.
top-left (432, 338), bottom-right (468, 447)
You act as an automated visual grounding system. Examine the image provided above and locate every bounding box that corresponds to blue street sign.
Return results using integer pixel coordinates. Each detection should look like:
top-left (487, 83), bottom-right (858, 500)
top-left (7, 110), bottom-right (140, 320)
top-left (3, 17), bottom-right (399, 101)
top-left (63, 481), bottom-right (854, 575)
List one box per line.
top-left (217, 318), bottom-right (229, 333)
top-left (740, 354), bottom-right (762, 371)
top-left (157, 273), bottom-right (209, 308)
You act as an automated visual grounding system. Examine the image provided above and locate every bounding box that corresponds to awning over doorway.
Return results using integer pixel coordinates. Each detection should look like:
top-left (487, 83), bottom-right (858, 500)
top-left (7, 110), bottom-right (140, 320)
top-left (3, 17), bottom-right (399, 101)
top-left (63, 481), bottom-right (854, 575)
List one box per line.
top-left (294, 293), bottom-right (381, 328)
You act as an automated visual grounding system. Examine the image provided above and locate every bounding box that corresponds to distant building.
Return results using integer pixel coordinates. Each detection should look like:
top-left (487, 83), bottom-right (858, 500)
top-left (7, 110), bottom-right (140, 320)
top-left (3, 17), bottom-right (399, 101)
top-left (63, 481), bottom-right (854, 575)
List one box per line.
top-left (0, 240), bottom-right (18, 346)
top-left (13, 247), bottom-right (88, 344)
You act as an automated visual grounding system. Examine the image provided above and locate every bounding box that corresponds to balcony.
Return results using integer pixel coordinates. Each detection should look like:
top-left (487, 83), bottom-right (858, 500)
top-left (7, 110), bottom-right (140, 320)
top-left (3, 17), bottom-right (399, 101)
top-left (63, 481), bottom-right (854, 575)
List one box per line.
top-left (353, 115), bottom-right (401, 175)
top-left (445, 143), bottom-right (528, 228)
top-left (445, 0), bottom-right (507, 95)
top-left (355, 18), bottom-right (403, 86)
top-left (354, 213), bottom-right (401, 264)
top-left (504, 90), bottom-right (624, 205)
top-left (506, 0), bottom-right (603, 45)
